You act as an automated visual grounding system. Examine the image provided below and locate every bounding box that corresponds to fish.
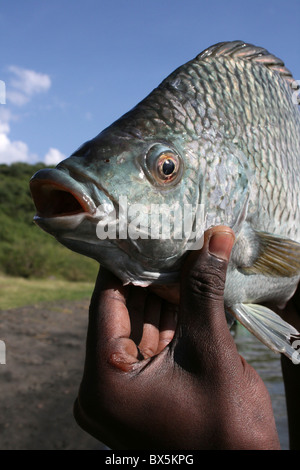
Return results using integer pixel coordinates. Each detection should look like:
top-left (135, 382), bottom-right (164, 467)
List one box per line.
top-left (30, 41), bottom-right (300, 361)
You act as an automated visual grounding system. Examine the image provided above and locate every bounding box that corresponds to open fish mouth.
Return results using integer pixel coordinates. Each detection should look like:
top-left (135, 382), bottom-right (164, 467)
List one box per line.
top-left (30, 168), bottom-right (97, 219)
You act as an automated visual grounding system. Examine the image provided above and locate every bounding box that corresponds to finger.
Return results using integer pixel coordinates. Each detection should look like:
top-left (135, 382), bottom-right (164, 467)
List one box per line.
top-left (87, 267), bottom-right (141, 372)
top-left (92, 267), bottom-right (131, 340)
top-left (138, 293), bottom-right (162, 358)
top-left (157, 302), bottom-right (178, 354)
top-left (180, 226), bottom-right (234, 326)
top-left (148, 283), bottom-right (180, 305)
top-left (127, 287), bottom-right (148, 345)
top-left (99, 289), bottom-right (142, 371)
top-left (173, 226), bottom-right (236, 365)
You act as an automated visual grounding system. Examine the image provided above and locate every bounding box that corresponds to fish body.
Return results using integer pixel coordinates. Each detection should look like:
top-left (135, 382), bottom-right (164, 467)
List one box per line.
top-left (30, 41), bottom-right (300, 359)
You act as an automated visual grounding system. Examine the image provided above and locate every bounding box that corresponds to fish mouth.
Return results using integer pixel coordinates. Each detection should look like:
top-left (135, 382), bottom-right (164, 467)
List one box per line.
top-left (30, 168), bottom-right (97, 222)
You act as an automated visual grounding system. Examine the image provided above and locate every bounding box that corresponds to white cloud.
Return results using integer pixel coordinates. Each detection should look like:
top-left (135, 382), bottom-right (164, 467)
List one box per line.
top-left (44, 148), bottom-right (66, 166)
top-left (6, 66), bottom-right (51, 106)
top-left (0, 108), bottom-right (12, 134)
top-left (6, 90), bottom-right (30, 106)
top-left (0, 132), bottom-right (37, 163)
top-left (0, 67), bottom-right (65, 165)
top-left (0, 107), bottom-right (36, 163)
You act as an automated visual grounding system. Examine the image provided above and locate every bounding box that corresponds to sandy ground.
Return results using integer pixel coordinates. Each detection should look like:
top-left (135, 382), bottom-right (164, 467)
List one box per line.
top-left (0, 299), bottom-right (108, 450)
top-left (0, 297), bottom-right (291, 450)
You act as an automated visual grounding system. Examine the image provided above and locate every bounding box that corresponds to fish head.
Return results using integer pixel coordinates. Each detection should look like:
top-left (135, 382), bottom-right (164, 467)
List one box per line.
top-left (30, 50), bottom-right (254, 287)
top-left (30, 123), bottom-right (205, 286)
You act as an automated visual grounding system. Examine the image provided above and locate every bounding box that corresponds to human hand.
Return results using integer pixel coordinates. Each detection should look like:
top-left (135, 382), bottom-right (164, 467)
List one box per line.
top-left (74, 226), bottom-right (280, 450)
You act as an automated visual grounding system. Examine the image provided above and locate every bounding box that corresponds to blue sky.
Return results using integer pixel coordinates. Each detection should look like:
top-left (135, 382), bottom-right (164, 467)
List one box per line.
top-left (0, 0), bottom-right (299, 165)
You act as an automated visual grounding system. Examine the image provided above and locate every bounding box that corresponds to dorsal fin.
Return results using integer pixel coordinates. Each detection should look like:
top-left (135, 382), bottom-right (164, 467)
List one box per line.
top-left (196, 40), bottom-right (297, 89)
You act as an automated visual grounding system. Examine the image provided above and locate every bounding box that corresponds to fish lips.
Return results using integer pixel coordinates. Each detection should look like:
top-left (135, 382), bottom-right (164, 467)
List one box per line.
top-left (30, 168), bottom-right (97, 234)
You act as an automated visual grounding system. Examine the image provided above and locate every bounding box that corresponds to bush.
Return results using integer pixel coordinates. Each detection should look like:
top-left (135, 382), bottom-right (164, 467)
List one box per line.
top-left (0, 163), bottom-right (98, 281)
top-left (0, 225), bottom-right (98, 280)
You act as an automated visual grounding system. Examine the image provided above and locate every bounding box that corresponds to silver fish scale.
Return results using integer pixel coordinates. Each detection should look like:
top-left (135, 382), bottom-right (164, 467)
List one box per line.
top-left (200, 57), bottom-right (300, 241)
top-left (193, 59), bottom-right (297, 215)
top-left (29, 42), bottom-right (300, 359)
top-left (118, 52), bottom-right (300, 241)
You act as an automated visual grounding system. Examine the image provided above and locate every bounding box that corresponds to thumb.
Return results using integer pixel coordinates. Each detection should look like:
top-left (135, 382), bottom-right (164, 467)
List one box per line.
top-left (173, 226), bottom-right (236, 368)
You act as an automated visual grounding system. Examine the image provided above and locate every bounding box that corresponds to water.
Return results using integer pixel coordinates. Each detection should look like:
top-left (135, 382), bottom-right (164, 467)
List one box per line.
top-left (234, 324), bottom-right (289, 449)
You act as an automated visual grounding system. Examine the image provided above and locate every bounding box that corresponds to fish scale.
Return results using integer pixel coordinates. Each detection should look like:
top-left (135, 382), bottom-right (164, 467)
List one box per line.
top-left (166, 59), bottom-right (295, 235)
top-left (30, 41), bottom-right (300, 360)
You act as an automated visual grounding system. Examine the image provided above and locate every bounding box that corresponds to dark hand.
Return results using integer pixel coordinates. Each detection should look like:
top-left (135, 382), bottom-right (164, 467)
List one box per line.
top-left (74, 226), bottom-right (280, 450)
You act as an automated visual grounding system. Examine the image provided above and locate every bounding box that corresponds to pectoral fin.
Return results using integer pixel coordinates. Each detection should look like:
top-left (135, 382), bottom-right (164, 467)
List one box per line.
top-left (230, 303), bottom-right (300, 361)
top-left (241, 231), bottom-right (300, 277)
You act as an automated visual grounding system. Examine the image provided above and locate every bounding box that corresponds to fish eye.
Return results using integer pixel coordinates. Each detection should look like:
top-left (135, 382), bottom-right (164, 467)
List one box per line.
top-left (159, 156), bottom-right (175, 175)
top-left (157, 153), bottom-right (178, 180)
top-left (146, 144), bottom-right (182, 186)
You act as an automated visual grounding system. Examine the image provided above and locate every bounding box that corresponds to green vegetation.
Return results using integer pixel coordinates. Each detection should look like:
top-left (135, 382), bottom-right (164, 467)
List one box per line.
top-left (0, 275), bottom-right (94, 310)
top-left (0, 163), bottom-right (98, 305)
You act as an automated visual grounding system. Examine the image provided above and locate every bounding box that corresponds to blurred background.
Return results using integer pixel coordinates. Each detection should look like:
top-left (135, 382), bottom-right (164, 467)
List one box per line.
top-left (0, 0), bottom-right (299, 450)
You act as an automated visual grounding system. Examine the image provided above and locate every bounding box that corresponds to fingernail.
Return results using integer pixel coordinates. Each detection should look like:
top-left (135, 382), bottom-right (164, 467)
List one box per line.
top-left (208, 232), bottom-right (235, 261)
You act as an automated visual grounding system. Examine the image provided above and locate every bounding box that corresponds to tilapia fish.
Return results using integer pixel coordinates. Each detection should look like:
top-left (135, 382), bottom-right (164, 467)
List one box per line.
top-left (30, 41), bottom-right (300, 360)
